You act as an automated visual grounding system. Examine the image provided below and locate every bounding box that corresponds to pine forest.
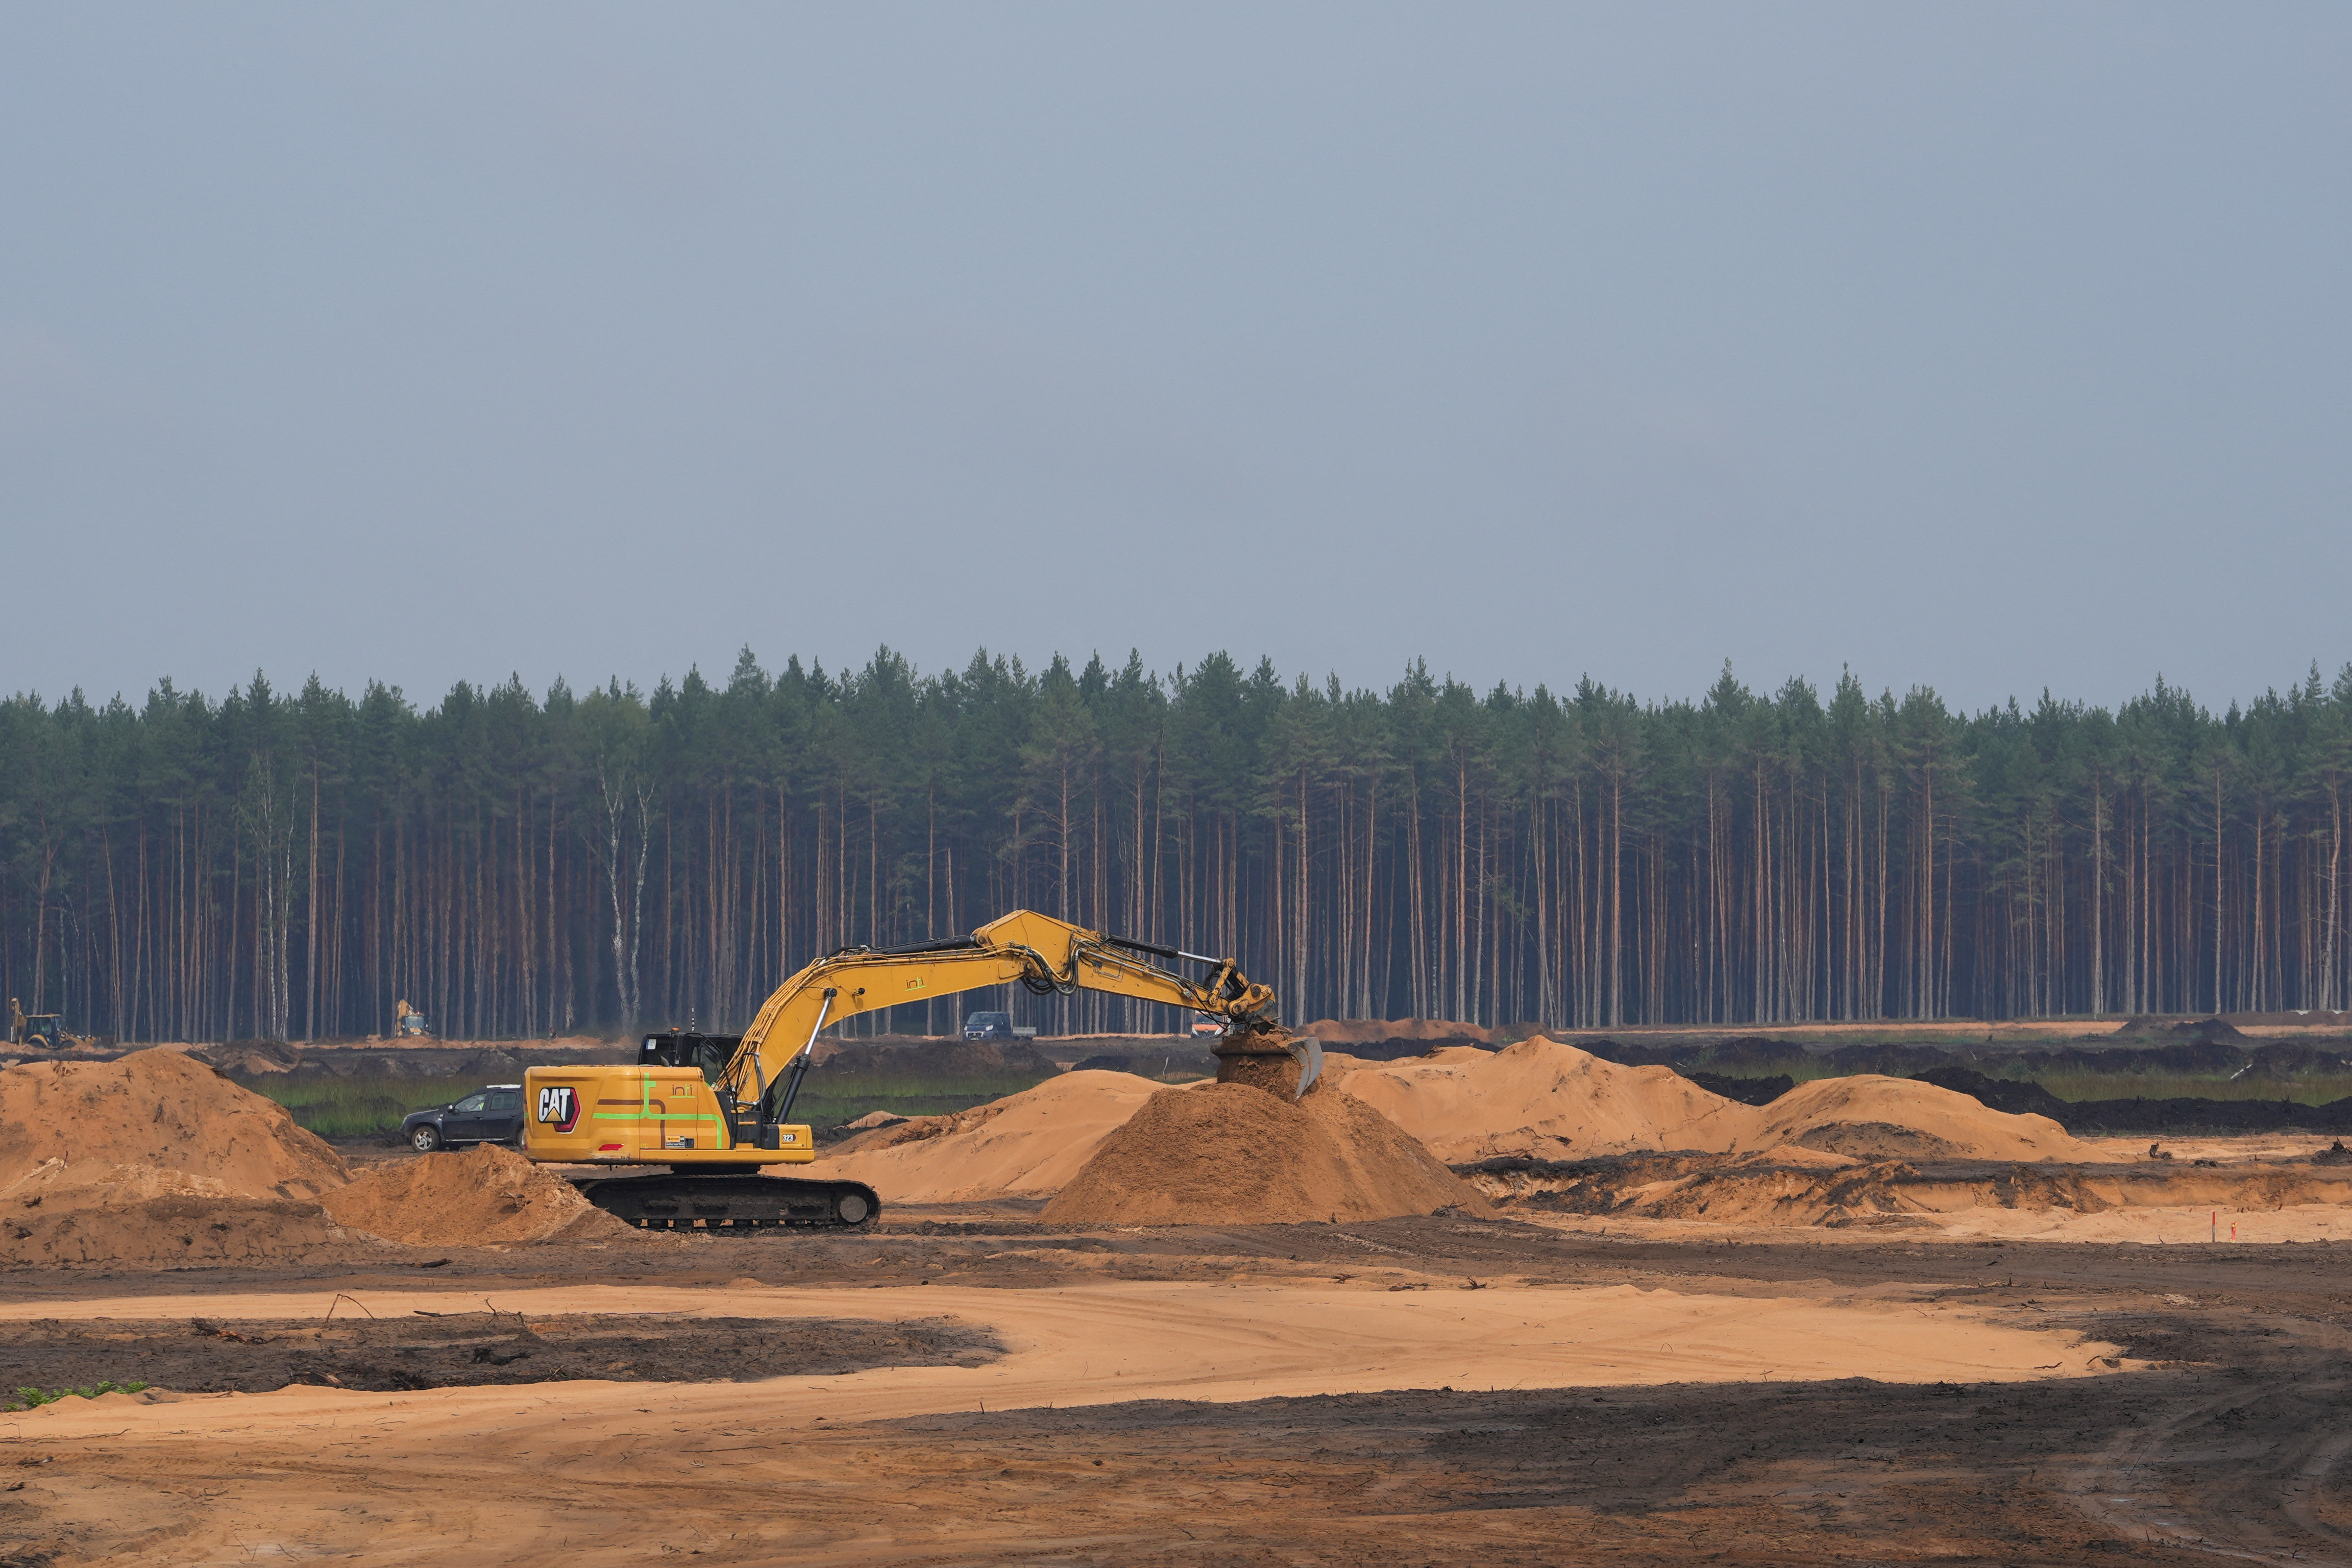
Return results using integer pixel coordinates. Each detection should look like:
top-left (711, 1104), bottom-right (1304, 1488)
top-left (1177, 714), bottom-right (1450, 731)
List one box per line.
top-left (5, 649), bottom-right (2351, 1045)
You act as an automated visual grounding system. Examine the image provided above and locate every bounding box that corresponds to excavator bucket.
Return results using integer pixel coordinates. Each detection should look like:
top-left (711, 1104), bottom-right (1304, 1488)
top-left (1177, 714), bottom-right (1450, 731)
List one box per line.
top-left (1287, 1035), bottom-right (1322, 1099)
top-left (1211, 1029), bottom-right (1321, 1100)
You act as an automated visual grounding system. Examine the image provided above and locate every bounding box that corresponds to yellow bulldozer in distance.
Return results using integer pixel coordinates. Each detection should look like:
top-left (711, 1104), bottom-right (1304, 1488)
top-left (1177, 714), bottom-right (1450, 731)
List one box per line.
top-left (520, 910), bottom-right (1308, 1232)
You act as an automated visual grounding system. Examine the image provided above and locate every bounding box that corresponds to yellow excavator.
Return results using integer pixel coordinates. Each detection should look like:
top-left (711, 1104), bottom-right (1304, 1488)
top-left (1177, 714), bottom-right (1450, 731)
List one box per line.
top-left (520, 909), bottom-right (1313, 1231)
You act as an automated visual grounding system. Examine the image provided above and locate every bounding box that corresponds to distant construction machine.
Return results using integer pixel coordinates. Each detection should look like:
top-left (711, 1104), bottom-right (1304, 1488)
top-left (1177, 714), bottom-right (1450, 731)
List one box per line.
top-left (393, 1000), bottom-right (432, 1038)
top-left (8, 997), bottom-right (82, 1049)
top-left (520, 909), bottom-right (1316, 1233)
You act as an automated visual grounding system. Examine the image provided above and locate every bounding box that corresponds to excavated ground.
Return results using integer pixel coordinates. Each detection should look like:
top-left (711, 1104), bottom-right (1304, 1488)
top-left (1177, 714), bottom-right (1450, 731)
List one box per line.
top-left (853, 1327), bottom-right (2352, 1565)
top-left (0, 1311), bottom-right (999, 1396)
top-left (8, 1213), bottom-right (2352, 1562)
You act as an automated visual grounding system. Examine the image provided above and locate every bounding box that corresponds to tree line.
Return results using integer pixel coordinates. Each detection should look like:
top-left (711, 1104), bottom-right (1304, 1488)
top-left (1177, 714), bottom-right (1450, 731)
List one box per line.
top-left (4, 649), bottom-right (2349, 1043)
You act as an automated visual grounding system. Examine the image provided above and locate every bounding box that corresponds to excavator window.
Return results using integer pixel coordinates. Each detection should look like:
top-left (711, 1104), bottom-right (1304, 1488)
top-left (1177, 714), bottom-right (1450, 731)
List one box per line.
top-left (639, 1031), bottom-right (743, 1084)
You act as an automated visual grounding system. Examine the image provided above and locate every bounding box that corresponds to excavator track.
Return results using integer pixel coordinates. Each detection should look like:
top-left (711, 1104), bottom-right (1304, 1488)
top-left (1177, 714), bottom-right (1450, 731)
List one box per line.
top-left (570, 1173), bottom-right (881, 1233)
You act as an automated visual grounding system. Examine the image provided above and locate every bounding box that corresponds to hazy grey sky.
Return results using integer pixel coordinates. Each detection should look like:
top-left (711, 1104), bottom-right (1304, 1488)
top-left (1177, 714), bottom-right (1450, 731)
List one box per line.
top-left (4, 5), bottom-right (2346, 714)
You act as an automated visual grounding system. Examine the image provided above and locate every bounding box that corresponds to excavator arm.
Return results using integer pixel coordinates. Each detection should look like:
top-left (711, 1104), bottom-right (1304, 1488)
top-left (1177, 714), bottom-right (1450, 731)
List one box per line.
top-left (716, 910), bottom-right (1282, 1128)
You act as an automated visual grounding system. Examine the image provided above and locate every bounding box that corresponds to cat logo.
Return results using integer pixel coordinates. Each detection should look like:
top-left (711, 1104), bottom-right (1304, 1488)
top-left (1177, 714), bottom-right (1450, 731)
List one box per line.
top-left (536, 1085), bottom-right (581, 1133)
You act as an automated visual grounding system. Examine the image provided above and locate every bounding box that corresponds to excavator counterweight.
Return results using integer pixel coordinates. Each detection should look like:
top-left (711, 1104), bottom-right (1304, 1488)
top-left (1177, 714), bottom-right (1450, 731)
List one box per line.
top-left (520, 910), bottom-right (1283, 1232)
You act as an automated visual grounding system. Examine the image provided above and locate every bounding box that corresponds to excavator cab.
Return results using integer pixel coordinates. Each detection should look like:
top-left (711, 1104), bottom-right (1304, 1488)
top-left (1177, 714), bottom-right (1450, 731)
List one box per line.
top-left (639, 1030), bottom-right (743, 1083)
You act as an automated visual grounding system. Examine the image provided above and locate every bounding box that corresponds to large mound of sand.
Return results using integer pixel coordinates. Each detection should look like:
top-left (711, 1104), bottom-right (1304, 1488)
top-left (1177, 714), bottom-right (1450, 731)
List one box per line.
top-left (1329, 1039), bottom-right (1755, 1162)
top-left (325, 1145), bottom-right (627, 1245)
top-left (0, 1048), bottom-right (349, 1198)
top-left (815, 1037), bottom-right (2104, 1217)
top-left (816, 1069), bottom-right (1168, 1203)
top-left (0, 1158), bottom-right (346, 1267)
top-left (1753, 1075), bottom-right (2101, 1163)
top-left (0, 1049), bottom-right (358, 1268)
top-left (1326, 1037), bottom-right (2103, 1166)
top-left (1042, 1080), bottom-right (1490, 1227)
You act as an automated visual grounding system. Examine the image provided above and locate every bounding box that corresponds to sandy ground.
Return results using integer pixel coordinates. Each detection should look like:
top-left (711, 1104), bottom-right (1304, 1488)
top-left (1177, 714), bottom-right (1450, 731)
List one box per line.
top-left (1522, 1200), bottom-right (2352, 1244)
top-left (0, 1279), bottom-right (2122, 1423)
top-left (5, 1215), bottom-right (2352, 1564)
top-left (2078, 1130), bottom-right (2352, 1162)
top-left (10, 1045), bottom-right (2352, 1565)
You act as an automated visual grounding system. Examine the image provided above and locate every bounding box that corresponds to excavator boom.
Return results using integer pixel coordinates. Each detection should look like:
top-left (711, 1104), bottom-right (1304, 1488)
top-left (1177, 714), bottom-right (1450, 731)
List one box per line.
top-left (725, 910), bottom-right (1277, 1126)
top-left (518, 911), bottom-right (1285, 1231)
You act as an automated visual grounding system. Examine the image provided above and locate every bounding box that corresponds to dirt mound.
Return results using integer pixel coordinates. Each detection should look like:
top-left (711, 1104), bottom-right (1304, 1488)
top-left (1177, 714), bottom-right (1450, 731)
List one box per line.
top-left (1042, 1080), bottom-right (1489, 1227)
top-left (0, 1159), bottom-right (346, 1267)
top-left (1330, 1037), bottom-right (1758, 1162)
top-left (816, 1070), bottom-right (1167, 1202)
top-left (2106, 1015), bottom-right (2248, 1049)
top-left (1910, 1066), bottom-right (2075, 1121)
top-left (830, 1037), bottom-right (2114, 1212)
top-left (0, 1047), bottom-right (348, 1199)
top-left (324, 1145), bottom-right (626, 1245)
top-left (1753, 1075), bottom-right (2101, 1163)
top-left (1328, 1039), bottom-right (2096, 1166)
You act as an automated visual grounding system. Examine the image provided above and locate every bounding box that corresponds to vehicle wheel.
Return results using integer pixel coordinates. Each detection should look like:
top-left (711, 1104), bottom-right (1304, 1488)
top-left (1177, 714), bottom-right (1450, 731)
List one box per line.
top-left (411, 1126), bottom-right (442, 1153)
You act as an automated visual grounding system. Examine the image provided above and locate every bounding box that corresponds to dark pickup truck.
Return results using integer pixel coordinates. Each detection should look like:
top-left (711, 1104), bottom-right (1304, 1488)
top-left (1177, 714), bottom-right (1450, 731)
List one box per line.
top-left (402, 1084), bottom-right (525, 1152)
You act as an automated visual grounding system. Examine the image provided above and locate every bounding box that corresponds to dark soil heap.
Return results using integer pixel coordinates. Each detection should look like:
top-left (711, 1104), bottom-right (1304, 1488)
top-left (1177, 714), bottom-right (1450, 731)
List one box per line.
top-left (1040, 1075), bottom-right (1491, 1227)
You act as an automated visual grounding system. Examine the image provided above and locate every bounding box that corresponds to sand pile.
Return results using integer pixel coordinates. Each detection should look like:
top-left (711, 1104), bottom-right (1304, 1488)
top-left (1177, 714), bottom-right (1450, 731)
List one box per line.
top-left (0, 1049), bottom-right (357, 1268)
top-left (804, 1033), bottom-right (2114, 1220)
top-left (1326, 1037), bottom-right (2102, 1165)
top-left (324, 1144), bottom-right (627, 1245)
top-left (0, 1158), bottom-right (346, 1267)
top-left (1330, 1039), bottom-right (1754, 1162)
top-left (1753, 1075), bottom-right (2100, 1163)
top-left (817, 1070), bottom-right (1168, 1203)
top-left (0, 1048), bottom-right (349, 1198)
top-left (1041, 1079), bottom-right (1491, 1227)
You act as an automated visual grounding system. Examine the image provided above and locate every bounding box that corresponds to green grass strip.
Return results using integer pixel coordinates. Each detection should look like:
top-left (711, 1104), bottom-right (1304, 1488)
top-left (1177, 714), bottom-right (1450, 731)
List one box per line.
top-left (6, 1381), bottom-right (149, 1411)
